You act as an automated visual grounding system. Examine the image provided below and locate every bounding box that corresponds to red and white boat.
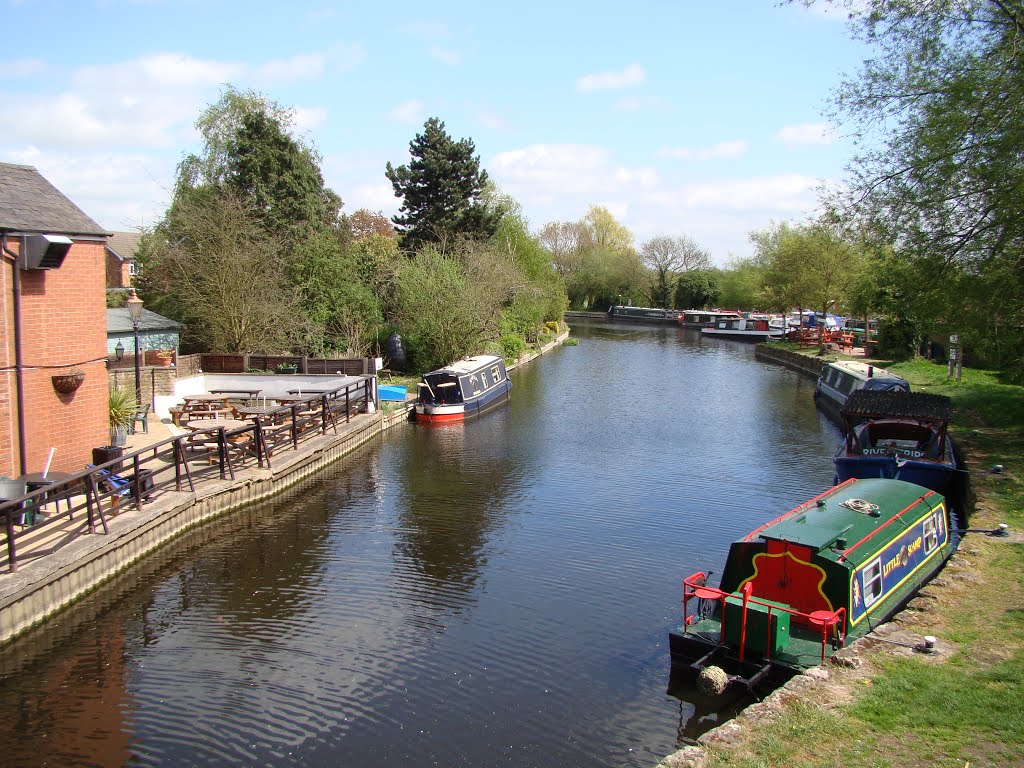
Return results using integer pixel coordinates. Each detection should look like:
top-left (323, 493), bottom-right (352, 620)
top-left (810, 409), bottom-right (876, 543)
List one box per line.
top-left (414, 355), bottom-right (512, 424)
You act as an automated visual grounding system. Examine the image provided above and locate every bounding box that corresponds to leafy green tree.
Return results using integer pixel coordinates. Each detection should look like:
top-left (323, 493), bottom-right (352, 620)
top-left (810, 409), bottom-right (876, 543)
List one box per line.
top-left (676, 270), bottom-right (721, 309)
top-left (804, 0), bottom-right (1024, 375)
top-left (716, 258), bottom-right (764, 310)
top-left (227, 110), bottom-right (342, 238)
top-left (385, 117), bottom-right (500, 250)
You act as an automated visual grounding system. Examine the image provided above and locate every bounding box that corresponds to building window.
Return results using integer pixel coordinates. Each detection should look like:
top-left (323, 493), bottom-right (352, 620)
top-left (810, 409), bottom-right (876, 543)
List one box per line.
top-left (862, 558), bottom-right (883, 607)
top-left (128, 259), bottom-right (140, 276)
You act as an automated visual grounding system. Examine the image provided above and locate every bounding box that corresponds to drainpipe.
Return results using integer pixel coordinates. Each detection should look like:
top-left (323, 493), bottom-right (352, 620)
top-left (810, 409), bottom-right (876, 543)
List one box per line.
top-left (1, 233), bottom-right (27, 475)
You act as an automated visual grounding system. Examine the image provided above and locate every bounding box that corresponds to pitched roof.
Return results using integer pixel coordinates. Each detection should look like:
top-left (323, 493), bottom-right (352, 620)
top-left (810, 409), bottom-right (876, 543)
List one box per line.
top-left (107, 231), bottom-right (143, 261)
top-left (106, 307), bottom-right (181, 334)
top-left (0, 163), bottom-right (108, 237)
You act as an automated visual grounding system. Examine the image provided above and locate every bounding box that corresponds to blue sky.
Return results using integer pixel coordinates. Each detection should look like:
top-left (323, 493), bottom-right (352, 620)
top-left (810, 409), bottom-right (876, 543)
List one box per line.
top-left (1, 0), bottom-right (871, 264)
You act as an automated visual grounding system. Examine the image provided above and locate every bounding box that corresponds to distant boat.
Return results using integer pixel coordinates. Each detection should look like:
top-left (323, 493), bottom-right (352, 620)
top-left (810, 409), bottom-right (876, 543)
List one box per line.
top-left (834, 390), bottom-right (960, 498)
top-left (669, 478), bottom-right (955, 689)
top-left (607, 305), bottom-right (682, 323)
top-left (700, 315), bottom-right (784, 341)
top-left (679, 310), bottom-right (744, 328)
top-left (414, 355), bottom-right (512, 424)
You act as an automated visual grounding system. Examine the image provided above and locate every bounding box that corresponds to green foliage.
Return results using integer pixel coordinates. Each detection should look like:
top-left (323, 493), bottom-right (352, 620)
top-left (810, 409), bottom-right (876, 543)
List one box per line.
top-left (641, 234), bottom-right (712, 308)
top-left (818, 0), bottom-right (1024, 379)
top-left (108, 387), bottom-right (137, 429)
top-left (386, 117), bottom-right (499, 250)
top-left (561, 337), bottom-right (579, 346)
top-left (498, 332), bottom-right (526, 360)
top-left (716, 258), bottom-right (763, 310)
top-left (227, 110), bottom-right (341, 237)
top-left (675, 269), bottom-right (721, 309)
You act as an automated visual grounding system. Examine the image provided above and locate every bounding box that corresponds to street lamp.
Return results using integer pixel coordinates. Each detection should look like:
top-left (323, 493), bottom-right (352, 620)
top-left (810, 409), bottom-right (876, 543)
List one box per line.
top-left (126, 289), bottom-right (144, 406)
top-left (114, 341), bottom-right (125, 361)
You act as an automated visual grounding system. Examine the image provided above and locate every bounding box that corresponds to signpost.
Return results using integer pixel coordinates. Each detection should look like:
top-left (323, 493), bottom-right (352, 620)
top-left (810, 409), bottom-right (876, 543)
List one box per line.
top-left (947, 334), bottom-right (962, 382)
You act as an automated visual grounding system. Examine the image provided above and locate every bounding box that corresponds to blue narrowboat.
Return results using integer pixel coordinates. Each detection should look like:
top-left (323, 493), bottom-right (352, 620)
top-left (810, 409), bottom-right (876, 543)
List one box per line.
top-left (670, 478), bottom-right (954, 688)
top-left (814, 360), bottom-right (910, 425)
top-left (414, 354), bottom-right (512, 424)
top-left (834, 390), bottom-right (960, 498)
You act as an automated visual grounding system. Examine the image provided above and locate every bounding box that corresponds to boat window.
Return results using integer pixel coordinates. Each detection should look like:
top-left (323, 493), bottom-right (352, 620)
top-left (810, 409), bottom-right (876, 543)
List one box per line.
top-left (480, 370), bottom-right (490, 388)
top-left (491, 365), bottom-right (502, 382)
top-left (923, 512), bottom-right (940, 553)
top-left (862, 558), bottom-right (883, 607)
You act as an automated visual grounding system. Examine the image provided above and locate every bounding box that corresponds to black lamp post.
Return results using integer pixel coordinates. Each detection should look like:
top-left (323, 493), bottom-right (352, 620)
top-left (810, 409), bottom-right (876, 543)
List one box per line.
top-left (126, 289), bottom-right (144, 406)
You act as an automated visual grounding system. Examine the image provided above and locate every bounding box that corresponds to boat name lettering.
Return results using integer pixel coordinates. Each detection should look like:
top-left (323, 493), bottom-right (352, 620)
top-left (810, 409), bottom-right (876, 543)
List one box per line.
top-left (882, 536), bottom-right (922, 577)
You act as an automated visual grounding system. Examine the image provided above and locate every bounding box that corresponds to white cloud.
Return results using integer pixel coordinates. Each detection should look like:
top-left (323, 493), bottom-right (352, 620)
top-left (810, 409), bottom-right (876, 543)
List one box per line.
top-left (6, 146), bottom-right (175, 230)
top-left (680, 173), bottom-right (821, 212)
top-left (388, 99), bottom-right (425, 124)
top-left (429, 46), bottom-right (461, 66)
top-left (660, 140), bottom-right (750, 161)
top-left (292, 106), bottom-right (329, 134)
top-left (774, 122), bottom-right (835, 146)
top-left (576, 63), bottom-right (645, 92)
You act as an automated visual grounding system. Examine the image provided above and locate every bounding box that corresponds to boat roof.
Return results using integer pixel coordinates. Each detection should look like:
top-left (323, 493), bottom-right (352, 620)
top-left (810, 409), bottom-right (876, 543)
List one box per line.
top-left (424, 354), bottom-right (504, 377)
top-left (841, 390), bottom-right (953, 423)
top-left (823, 360), bottom-right (908, 383)
top-left (744, 478), bottom-right (942, 567)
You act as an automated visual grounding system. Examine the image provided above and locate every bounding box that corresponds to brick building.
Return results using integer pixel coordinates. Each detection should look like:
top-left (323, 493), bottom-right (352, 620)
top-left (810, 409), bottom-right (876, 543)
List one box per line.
top-left (0, 163), bottom-right (110, 476)
top-left (105, 230), bottom-right (142, 290)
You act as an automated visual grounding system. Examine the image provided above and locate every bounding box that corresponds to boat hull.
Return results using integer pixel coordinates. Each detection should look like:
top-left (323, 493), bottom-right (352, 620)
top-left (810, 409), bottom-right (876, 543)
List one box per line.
top-left (414, 379), bottom-right (512, 423)
top-left (701, 329), bottom-right (783, 342)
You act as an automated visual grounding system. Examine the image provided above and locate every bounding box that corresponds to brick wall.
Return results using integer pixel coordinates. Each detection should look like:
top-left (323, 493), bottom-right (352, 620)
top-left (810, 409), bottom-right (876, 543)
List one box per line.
top-left (0, 239), bottom-right (108, 476)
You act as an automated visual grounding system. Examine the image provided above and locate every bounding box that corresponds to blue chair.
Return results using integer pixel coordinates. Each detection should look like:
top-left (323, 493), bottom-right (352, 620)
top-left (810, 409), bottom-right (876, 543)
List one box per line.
top-left (87, 465), bottom-right (132, 511)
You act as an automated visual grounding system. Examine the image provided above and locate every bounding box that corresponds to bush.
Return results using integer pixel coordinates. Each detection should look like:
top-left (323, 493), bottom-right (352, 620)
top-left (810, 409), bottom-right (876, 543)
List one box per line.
top-left (545, 320), bottom-right (560, 334)
top-left (562, 337), bottom-right (579, 346)
top-left (499, 333), bottom-right (526, 360)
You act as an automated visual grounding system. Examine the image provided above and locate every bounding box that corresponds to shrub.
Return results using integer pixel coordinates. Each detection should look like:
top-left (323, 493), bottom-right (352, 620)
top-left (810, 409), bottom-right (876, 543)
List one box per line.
top-left (499, 333), bottom-right (526, 360)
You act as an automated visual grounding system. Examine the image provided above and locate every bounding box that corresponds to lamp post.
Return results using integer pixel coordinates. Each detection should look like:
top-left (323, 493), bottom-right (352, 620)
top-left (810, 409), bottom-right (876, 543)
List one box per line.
top-left (126, 289), bottom-right (144, 406)
top-left (114, 341), bottom-right (125, 361)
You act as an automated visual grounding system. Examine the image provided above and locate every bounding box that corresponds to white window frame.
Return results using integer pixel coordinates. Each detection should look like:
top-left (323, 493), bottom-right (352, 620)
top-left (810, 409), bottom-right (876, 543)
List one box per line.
top-left (923, 513), bottom-right (939, 554)
top-left (862, 558), bottom-right (883, 607)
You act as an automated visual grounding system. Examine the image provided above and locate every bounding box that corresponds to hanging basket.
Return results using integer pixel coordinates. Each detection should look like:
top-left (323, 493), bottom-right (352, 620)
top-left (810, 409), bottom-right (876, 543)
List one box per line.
top-left (52, 371), bottom-right (85, 394)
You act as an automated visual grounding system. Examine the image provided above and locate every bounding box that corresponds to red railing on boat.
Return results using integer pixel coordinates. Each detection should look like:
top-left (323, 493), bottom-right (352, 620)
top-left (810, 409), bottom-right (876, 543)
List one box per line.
top-left (681, 572), bottom-right (847, 664)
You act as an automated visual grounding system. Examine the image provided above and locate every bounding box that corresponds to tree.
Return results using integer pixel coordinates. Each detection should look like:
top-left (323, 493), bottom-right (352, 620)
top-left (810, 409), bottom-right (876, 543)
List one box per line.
top-left (641, 234), bottom-right (712, 307)
top-left (805, 0), bottom-right (1024, 374)
top-left (676, 270), bottom-right (721, 309)
top-left (716, 258), bottom-right (763, 310)
top-left (385, 117), bottom-right (500, 250)
top-left (227, 110), bottom-right (342, 238)
top-left (144, 191), bottom-right (302, 353)
top-left (346, 209), bottom-right (396, 241)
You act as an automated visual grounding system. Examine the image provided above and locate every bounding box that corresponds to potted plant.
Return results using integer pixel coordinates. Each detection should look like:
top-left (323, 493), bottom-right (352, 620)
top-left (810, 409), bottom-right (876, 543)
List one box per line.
top-left (275, 363), bottom-right (298, 374)
top-left (157, 349), bottom-right (175, 367)
top-left (108, 387), bottom-right (137, 446)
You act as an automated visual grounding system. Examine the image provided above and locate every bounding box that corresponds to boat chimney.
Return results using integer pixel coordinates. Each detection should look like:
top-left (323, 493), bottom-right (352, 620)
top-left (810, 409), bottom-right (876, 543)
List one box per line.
top-left (834, 537), bottom-right (847, 551)
top-left (868, 366), bottom-right (874, 378)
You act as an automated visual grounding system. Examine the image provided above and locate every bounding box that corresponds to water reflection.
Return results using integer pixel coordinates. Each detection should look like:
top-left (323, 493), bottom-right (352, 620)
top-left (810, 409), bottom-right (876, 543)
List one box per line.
top-left (0, 319), bottom-right (843, 767)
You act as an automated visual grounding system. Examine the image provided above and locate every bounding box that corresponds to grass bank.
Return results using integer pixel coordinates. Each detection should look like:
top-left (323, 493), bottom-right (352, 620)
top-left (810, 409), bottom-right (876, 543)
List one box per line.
top-left (685, 352), bottom-right (1024, 768)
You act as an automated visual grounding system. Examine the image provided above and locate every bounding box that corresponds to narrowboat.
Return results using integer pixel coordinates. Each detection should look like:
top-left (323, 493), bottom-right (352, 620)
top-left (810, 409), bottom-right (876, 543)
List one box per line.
top-left (834, 390), bottom-right (960, 498)
top-left (669, 478), bottom-right (954, 688)
top-left (700, 315), bottom-right (784, 341)
top-left (607, 305), bottom-right (682, 323)
top-left (414, 354), bottom-right (512, 424)
top-left (678, 310), bottom-right (743, 328)
top-left (814, 360), bottom-right (910, 425)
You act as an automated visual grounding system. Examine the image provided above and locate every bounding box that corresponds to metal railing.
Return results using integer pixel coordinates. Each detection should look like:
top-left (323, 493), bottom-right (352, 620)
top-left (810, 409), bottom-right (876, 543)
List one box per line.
top-left (0, 379), bottom-right (374, 573)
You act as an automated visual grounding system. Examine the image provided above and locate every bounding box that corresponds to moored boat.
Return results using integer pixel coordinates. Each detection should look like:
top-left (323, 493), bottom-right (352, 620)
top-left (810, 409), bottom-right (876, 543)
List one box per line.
top-left (669, 478), bottom-right (954, 688)
top-left (607, 305), bottom-right (682, 323)
top-left (701, 315), bottom-right (784, 341)
top-left (814, 360), bottom-right (910, 425)
top-left (678, 309), bottom-right (743, 328)
top-left (834, 390), bottom-right (960, 498)
top-left (414, 354), bottom-right (512, 423)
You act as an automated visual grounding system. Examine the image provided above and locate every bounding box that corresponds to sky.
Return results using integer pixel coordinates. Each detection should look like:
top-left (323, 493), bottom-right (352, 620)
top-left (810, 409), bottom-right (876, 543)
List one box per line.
top-left (1, 0), bottom-right (873, 266)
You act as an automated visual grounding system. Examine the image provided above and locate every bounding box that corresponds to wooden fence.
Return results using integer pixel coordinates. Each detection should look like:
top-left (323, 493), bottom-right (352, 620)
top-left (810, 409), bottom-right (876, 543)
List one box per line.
top-left (196, 354), bottom-right (375, 376)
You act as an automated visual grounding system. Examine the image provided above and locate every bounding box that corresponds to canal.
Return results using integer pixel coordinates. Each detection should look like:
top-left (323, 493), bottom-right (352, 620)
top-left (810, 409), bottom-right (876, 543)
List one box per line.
top-left (0, 320), bottom-right (841, 767)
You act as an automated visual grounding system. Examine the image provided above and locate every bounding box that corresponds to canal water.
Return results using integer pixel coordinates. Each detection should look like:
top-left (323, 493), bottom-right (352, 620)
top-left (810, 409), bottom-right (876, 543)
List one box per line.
top-left (0, 320), bottom-right (841, 767)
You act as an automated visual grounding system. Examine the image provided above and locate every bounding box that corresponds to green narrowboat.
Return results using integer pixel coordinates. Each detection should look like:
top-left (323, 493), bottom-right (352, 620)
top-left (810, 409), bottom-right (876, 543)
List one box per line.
top-left (669, 477), bottom-right (954, 688)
